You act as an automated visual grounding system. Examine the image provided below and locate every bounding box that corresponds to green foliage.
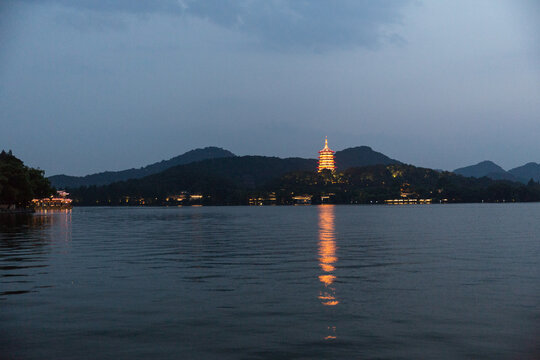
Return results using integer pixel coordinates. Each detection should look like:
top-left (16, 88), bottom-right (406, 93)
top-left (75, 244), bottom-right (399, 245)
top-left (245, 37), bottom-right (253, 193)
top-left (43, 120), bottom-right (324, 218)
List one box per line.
top-left (0, 150), bottom-right (54, 206)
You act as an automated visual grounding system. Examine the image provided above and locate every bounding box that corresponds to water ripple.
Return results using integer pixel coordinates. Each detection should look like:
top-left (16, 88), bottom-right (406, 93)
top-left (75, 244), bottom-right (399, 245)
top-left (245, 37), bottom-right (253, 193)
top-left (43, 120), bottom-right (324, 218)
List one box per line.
top-left (1, 205), bottom-right (539, 359)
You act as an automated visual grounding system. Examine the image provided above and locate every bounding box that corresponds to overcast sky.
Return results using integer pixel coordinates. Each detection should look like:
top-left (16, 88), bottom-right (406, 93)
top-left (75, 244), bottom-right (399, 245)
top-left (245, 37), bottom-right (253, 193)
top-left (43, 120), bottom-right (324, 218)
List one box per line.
top-left (1, 0), bottom-right (539, 176)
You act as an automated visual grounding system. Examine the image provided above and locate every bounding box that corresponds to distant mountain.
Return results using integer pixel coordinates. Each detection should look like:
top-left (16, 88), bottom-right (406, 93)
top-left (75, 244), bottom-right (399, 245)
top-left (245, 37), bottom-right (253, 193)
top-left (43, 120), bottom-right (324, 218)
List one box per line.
top-left (509, 162), bottom-right (540, 183)
top-left (453, 161), bottom-right (517, 181)
top-left (334, 146), bottom-right (401, 170)
top-left (51, 145), bottom-right (401, 188)
top-left (67, 144), bottom-right (407, 204)
top-left (69, 159), bottom-right (540, 206)
top-left (70, 155), bottom-right (318, 205)
top-left (49, 147), bottom-right (236, 188)
top-left (124, 155), bottom-right (317, 190)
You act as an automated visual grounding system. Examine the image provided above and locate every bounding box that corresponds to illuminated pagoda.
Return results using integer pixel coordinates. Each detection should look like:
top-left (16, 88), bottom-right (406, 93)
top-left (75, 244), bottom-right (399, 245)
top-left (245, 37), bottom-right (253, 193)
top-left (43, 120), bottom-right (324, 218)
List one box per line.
top-left (318, 137), bottom-right (336, 172)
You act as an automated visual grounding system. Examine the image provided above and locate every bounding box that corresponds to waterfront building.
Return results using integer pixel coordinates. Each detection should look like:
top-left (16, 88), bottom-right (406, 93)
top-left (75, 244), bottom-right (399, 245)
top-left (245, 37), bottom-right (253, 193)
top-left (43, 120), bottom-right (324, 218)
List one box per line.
top-left (248, 192), bottom-right (277, 206)
top-left (318, 137), bottom-right (336, 172)
top-left (32, 190), bottom-right (73, 209)
top-left (384, 198), bottom-right (433, 205)
top-left (292, 195), bottom-right (313, 205)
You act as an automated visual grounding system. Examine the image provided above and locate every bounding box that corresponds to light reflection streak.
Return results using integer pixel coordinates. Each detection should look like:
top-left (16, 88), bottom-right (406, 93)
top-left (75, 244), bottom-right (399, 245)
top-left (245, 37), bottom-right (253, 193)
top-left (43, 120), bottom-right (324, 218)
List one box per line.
top-left (318, 205), bottom-right (338, 341)
top-left (318, 205), bottom-right (337, 305)
top-left (35, 209), bottom-right (72, 246)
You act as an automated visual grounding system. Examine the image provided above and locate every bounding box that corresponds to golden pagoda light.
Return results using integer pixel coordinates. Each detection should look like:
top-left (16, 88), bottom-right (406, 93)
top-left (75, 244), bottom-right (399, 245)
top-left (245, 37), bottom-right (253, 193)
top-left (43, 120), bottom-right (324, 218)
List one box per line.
top-left (318, 137), bottom-right (336, 172)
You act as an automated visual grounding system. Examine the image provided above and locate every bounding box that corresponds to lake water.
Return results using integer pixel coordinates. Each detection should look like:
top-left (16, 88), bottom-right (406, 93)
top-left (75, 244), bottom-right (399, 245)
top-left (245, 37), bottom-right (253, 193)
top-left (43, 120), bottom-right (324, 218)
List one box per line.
top-left (1, 205), bottom-right (539, 359)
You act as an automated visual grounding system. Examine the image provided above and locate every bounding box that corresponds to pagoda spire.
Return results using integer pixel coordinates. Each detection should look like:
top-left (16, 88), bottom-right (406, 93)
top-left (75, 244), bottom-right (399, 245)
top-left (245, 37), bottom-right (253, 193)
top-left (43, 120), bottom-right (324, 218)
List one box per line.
top-left (318, 137), bottom-right (336, 172)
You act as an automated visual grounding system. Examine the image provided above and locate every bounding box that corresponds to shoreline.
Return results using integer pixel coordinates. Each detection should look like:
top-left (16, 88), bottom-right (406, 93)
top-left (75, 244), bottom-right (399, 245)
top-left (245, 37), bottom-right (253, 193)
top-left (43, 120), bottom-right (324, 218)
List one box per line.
top-left (0, 208), bottom-right (35, 214)
top-left (68, 201), bottom-right (540, 208)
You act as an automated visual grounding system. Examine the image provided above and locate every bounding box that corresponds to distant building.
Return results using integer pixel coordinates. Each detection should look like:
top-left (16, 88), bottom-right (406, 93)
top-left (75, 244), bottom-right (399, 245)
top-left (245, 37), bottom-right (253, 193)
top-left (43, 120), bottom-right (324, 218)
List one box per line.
top-left (384, 198), bottom-right (432, 205)
top-left (248, 192), bottom-right (277, 206)
top-left (320, 193), bottom-right (335, 203)
top-left (318, 137), bottom-right (336, 172)
top-left (32, 190), bottom-right (73, 209)
top-left (292, 195), bottom-right (313, 205)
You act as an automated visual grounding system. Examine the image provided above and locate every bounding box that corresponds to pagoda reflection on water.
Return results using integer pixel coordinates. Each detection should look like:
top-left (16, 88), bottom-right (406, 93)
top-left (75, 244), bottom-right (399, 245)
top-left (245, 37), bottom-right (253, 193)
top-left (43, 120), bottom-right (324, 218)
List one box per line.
top-left (318, 137), bottom-right (336, 172)
top-left (318, 204), bottom-right (338, 341)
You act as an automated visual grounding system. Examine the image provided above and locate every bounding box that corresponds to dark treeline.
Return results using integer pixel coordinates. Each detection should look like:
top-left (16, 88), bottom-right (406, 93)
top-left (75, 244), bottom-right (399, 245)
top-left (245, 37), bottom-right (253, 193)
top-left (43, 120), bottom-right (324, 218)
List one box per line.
top-left (0, 150), bottom-right (54, 207)
top-left (267, 165), bottom-right (540, 203)
top-left (70, 156), bottom-right (316, 205)
top-left (68, 159), bottom-right (540, 206)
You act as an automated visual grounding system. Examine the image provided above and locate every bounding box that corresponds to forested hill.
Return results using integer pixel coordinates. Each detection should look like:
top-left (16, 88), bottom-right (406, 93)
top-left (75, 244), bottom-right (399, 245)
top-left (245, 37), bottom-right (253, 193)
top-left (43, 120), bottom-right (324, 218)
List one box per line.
top-left (49, 147), bottom-right (236, 188)
top-left (70, 155), bottom-right (317, 205)
top-left (453, 160), bottom-right (540, 183)
top-left (453, 161), bottom-right (517, 181)
top-left (0, 150), bottom-right (54, 207)
top-left (268, 165), bottom-right (540, 204)
top-left (153, 156), bottom-right (317, 188)
top-left (508, 162), bottom-right (540, 183)
top-left (68, 156), bottom-right (540, 206)
top-left (334, 146), bottom-right (400, 169)
top-left (50, 145), bottom-right (401, 188)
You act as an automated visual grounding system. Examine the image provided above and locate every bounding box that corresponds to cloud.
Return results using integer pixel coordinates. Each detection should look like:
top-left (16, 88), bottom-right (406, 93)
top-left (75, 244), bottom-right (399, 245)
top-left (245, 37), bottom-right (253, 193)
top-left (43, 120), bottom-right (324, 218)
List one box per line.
top-left (184, 0), bottom-right (410, 51)
top-left (14, 0), bottom-right (410, 51)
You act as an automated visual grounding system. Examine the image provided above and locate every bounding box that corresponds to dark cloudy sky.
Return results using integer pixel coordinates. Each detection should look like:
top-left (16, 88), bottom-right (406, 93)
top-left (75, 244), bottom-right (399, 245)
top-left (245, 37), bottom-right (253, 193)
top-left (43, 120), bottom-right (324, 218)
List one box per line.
top-left (1, 1), bottom-right (539, 176)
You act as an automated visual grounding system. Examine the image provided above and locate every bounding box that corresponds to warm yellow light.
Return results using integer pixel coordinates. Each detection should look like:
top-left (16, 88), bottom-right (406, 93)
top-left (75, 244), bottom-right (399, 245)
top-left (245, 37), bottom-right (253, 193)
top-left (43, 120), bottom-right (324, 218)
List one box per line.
top-left (322, 300), bottom-right (339, 306)
top-left (318, 205), bottom-right (340, 340)
top-left (317, 137), bottom-right (336, 172)
top-left (318, 205), bottom-right (339, 307)
top-left (321, 264), bottom-right (335, 272)
top-left (319, 274), bottom-right (336, 286)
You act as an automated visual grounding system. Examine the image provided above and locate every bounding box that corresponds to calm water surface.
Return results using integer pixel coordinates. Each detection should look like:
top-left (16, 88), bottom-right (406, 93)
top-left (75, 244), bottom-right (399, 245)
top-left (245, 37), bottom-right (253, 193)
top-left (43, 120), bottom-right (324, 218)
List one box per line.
top-left (1, 205), bottom-right (539, 359)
